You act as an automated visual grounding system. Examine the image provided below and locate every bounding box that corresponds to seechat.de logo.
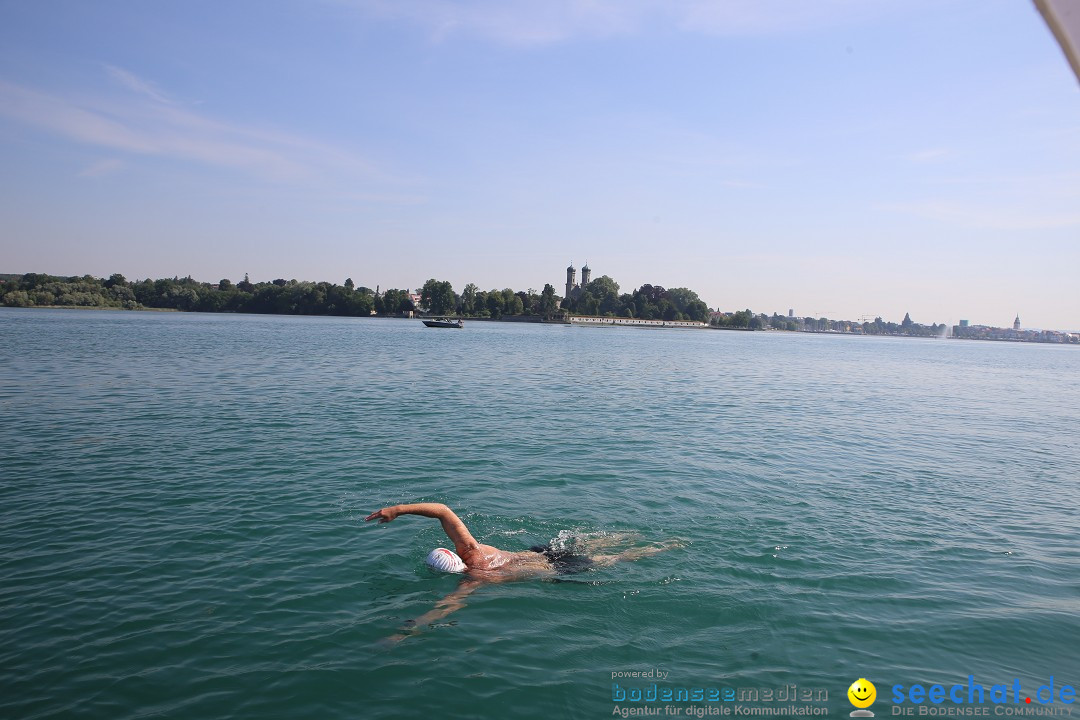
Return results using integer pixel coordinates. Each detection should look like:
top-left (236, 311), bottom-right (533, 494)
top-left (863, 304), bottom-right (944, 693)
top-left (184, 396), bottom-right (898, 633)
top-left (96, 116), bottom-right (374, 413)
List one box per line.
top-left (848, 678), bottom-right (877, 717)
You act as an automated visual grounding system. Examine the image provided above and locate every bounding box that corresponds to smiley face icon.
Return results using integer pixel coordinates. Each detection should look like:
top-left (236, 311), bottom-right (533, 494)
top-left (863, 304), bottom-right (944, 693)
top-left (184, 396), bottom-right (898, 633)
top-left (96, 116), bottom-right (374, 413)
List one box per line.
top-left (848, 678), bottom-right (877, 709)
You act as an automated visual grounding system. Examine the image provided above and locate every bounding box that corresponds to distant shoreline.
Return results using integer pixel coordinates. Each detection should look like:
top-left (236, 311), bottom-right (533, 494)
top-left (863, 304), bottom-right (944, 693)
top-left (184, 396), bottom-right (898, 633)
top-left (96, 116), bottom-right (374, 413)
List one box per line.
top-left (6, 304), bottom-right (180, 312)
top-left (5, 305), bottom-right (1075, 346)
top-left (5, 272), bottom-right (1075, 342)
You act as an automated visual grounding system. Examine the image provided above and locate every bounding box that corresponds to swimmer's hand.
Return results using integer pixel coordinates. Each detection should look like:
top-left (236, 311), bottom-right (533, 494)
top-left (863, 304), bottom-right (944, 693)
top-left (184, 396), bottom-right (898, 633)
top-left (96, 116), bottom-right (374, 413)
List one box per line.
top-left (365, 506), bottom-right (400, 523)
top-left (378, 632), bottom-right (408, 648)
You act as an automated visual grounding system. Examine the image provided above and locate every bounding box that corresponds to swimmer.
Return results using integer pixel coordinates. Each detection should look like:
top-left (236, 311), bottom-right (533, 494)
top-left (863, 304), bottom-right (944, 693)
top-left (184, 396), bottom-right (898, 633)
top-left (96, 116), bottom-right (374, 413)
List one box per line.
top-left (365, 503), bottom-right (681, 644)
top-left (365, 502), bottom-right (675, 580)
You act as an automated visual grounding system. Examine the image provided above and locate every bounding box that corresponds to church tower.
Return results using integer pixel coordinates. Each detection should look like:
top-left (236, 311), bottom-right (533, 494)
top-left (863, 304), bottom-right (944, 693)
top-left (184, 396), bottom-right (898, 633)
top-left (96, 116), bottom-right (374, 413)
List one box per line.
top-left (581, 263), bottom-right (591, 287)
top-left (1014, 314), bottom-right (1021, 330)
top-left (565, 263), bottom-right (576, 300)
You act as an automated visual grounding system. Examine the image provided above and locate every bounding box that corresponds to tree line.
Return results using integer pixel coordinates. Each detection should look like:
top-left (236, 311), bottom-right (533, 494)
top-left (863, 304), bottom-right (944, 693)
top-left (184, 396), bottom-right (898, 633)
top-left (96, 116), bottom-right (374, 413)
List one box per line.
top-left (1, 273), bottom-right (383, 316)
top-left (0, 272), bottom-right (942, 336)
top-left (419, 279), bottom-right (560, 319)
top-left (0, 273), bottom-right (578, 320)
top-left (0, 272), bottom-right (711, 323)
top-left (376, 276), bottom-right (712, 322)
top-left (557, 276), bottom-right (710, 323)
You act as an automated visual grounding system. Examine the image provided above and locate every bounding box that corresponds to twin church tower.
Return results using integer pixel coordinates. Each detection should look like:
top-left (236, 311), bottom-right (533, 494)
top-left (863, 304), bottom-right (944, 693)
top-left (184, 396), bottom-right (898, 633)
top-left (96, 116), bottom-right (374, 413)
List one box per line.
top-left (565, 262), bottom-right (591, 302)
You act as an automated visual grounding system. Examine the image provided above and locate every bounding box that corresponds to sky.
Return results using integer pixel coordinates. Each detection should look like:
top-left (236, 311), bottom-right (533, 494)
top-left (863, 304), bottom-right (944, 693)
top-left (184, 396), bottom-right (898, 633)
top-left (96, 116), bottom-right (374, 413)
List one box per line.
top-left (1, 0), bottom-right (1078, 330)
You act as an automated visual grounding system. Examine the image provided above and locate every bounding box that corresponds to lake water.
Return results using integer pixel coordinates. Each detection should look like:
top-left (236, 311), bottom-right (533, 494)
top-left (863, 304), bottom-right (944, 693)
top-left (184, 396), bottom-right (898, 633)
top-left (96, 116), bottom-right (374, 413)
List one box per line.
top-left (2, 308), bottom-right (1078, 719)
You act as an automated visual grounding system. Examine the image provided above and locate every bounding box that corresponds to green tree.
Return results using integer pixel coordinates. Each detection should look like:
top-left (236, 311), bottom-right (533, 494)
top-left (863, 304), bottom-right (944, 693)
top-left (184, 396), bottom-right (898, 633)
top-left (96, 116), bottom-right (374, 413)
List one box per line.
top-left (586, 275), bottom-right (619, 297)
top-left (485, 289), bottom-right (504, 318)
top-left (353, 292), bottom-right (374, 316)
top-left (197, 291), bottom-right (228, 312)
top-left (20, 273), bottom-right (50, 290)
top-left (467, 290), bottom-right (483, 317)
top-left (583, 275), bottom-right (620, 315)
top-left (539, 284), bottom-right (557, 319)
top-left (657, 298), bottom-right (677, 321)
top-left (461, 283), bottom-right (478, 315)
top-left (3, 290), bottom-right (31, 307)
top-left (501, 289), bottom-right (521, 315)
top-left (665, 287), bottom-right (709, 322)
top-left (109, 285), bottom-right (136, 305)
top-left (731, 309), bottom-right (753, 328)
top-left (378, 288), bottom-right (412, 316)
top-left (325, 283), bottom-right (353, 315)
top-left (420, 278), bottom-right (456, 315)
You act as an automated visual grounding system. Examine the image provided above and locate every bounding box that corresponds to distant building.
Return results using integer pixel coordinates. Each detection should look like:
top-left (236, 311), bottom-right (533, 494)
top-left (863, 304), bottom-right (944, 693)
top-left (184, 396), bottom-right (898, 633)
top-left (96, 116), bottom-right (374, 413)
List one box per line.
top-left (564, 262), bottom-right (592, 302)
top-left (788, 308), bottom-right (794, 318)
top-left (959, 319), bottom-right (969, 328)
top-left (1014, 314), bottom-right (1021, 330)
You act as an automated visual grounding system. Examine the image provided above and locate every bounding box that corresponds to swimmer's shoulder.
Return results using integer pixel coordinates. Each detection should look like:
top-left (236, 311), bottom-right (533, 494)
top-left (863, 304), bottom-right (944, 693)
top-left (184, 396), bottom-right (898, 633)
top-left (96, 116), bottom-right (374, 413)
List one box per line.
top-left (463, 544), bottom-right (517, 570)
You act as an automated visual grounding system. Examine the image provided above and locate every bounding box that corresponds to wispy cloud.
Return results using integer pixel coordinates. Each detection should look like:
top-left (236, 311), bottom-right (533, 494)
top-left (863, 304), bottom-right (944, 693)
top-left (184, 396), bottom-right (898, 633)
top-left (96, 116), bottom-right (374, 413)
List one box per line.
top-left (0, 69), bottom-right (384, 185)
top-left (104, 64), bottom-right (175, 105)
top-left (0, 79), bottom-right (158, 154)
top-left (332, 0), bottom-right (920, 45)
top-left (671, 0), bottom-right (912, 37)
top-left (335, 0), bottom-right (639, 45)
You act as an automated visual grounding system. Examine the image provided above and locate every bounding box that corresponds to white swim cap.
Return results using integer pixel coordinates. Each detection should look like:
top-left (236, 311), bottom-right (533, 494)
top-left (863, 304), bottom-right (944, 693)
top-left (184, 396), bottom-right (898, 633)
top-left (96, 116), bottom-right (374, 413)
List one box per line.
top-left (426, 548), bottom-right (467, 573)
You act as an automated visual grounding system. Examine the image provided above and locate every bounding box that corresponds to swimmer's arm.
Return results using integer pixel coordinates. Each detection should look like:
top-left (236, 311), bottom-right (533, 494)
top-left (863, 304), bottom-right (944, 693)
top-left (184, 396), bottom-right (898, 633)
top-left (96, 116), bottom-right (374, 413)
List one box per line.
top-left (411, 581), bottom-right (479, 627)
top-left (365, 503), bottom-right (480, 557)
top-left (381, 580), bottom-right (482, 647)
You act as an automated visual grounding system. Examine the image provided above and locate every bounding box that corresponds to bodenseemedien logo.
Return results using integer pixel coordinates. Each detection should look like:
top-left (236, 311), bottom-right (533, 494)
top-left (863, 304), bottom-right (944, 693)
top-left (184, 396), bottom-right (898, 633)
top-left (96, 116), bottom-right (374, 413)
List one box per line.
top-left (848, 678), bottom-right (877, 717)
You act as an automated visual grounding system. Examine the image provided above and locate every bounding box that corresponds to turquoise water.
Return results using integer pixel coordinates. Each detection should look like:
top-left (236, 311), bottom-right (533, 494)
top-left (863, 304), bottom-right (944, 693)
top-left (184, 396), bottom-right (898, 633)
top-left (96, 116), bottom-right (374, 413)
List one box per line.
top-left (2, 308), bottom-right (1078, 719)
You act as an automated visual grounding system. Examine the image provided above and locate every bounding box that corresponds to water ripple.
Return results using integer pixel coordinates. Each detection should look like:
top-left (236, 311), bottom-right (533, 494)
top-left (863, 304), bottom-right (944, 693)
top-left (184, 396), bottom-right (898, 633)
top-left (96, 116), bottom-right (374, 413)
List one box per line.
top-left (1, 311), bottom-right (1078, 719)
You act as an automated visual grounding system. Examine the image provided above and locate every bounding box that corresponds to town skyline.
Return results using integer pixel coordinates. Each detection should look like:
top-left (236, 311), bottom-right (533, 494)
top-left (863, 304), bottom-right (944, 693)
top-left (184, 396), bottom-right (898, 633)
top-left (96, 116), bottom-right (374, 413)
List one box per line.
top-left (1, 1), bottom-right (1078, 330)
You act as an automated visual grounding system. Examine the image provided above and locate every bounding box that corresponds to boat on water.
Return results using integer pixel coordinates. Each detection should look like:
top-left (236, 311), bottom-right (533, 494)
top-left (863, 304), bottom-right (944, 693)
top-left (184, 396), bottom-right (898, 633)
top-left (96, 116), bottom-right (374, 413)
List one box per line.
top-left (422, 317), bottom-right (464, 328)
